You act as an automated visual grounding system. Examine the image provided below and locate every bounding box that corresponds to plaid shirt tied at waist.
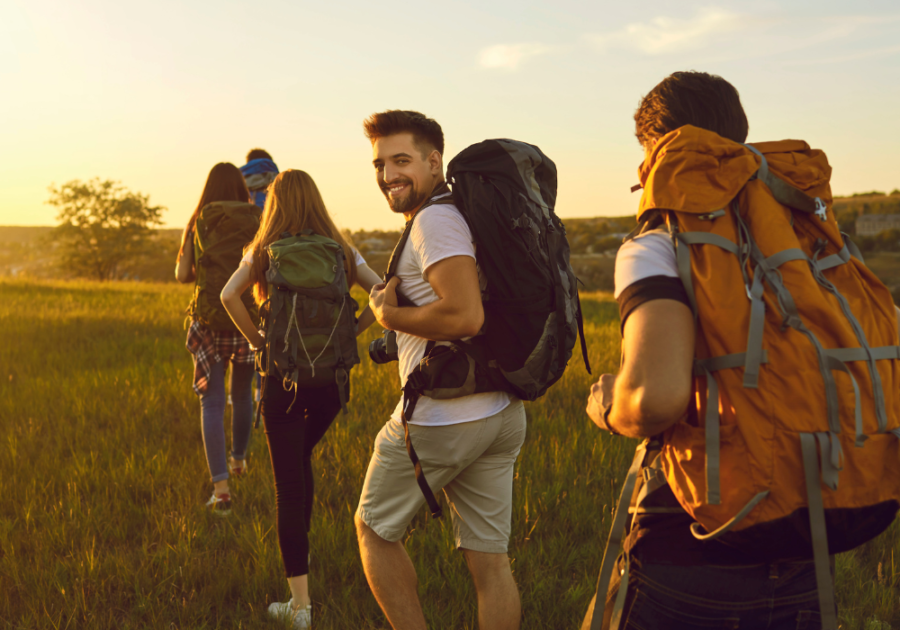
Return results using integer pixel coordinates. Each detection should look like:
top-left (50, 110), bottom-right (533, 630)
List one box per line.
top-left (186, 320), bottom-right (254, 395)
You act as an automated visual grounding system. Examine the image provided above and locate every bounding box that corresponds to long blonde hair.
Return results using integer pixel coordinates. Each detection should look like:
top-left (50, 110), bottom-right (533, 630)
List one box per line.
top-left (246, 169), bottom-right (357, 305)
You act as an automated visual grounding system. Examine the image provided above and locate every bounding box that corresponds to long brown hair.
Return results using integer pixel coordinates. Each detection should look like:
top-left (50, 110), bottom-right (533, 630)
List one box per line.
top-left (246, 169), bottom-right (358, 305)
top-left (178, 162), bottom-right (251, 258)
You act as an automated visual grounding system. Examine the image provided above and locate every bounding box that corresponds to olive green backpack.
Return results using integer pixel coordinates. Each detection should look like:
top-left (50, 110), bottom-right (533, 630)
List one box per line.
top-left (187, 201), bottom-right (261, 330)
top-left (256, 231), bottom-right (360, 422)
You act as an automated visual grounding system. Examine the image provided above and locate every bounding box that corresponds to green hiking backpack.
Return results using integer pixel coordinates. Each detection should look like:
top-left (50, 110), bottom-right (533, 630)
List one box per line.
top-left (256, 231), bottom-right (360, 423)
top-left (188, 201), bottom-right (261, 331)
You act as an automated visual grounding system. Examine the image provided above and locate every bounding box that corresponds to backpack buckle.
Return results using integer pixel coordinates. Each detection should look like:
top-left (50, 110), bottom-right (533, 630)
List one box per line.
top-left (404, 370), bottom-right (428, 393)
top-left (814, 198), bottom-right (828, 222)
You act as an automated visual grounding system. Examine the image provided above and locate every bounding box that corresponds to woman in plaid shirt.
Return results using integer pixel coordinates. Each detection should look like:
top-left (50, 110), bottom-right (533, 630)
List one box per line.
top-left (176, 163), bottom-right (257, 515)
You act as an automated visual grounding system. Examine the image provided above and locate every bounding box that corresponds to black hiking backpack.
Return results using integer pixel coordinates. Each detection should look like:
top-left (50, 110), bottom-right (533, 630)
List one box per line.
top-left (388, 139), bottom-right (591, 518)
top-left (447, 138), bottom-right (591, 396)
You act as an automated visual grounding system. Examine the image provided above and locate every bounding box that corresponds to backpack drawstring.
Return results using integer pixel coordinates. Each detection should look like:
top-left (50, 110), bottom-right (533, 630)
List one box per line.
top-left (284, 291), bottom-right (347, 380)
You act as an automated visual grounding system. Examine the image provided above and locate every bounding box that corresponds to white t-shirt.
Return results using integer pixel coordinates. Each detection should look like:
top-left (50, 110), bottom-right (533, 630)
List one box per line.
top-left (390, 201), bottom-right (510, 427)
top-left (613, 229), bottom-right (678, 298)
top-left (241, 247), bottom-right (366, 268)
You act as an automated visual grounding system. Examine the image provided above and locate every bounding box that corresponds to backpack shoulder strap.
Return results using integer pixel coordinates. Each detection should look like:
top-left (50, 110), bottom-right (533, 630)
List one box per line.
top-left (384, 182), bottom-right (453, 285)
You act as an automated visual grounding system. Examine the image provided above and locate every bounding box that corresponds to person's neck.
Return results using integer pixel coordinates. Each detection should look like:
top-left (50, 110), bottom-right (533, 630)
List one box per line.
top-left (403, 179), bottom-right (447, 222)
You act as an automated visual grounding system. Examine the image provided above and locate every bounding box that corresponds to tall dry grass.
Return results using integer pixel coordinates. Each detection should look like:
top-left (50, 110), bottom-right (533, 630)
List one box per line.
top-left (0, 279), bottom-right (896, 629)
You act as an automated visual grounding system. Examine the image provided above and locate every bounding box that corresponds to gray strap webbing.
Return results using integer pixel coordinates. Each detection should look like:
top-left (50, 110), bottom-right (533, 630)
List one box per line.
top-left (800, 433), bottom-right (839, 630)
top-left (675, 234), bottom-right (699, 319)
top-left (589, 445), bottom-right (644, 630)
top-left (766, 248), bottom-right (808, 269)
top-left (609, 556), bottom-right (630, 630)
top-left (696, 350), bottom-right (769, 374)
top-left (809, 260), bottom-right (888, 434)
top-left (689, 490), bottom-right (770, 541)
top-left (843, 233), bottom-right (864, 264)
top-left (735, 206), bottom-right (843, 435)
top-left (814, 431), bottom-right (843, 490)
top-left (744, 145), bottom-right (820, 214)
top-left (824, 346), bottom-right (900, 362)
top-left (743, 248), bottom-right (808, 388)
top-left (675, 231), bottom-right (744, 321)
top-left (824, 355), bottom-right (866, 447)
top-left (677, 231), bottom-right (741, 255)
top-left (815, 245), bottom-right (851, 272)
top-left (693, 351), bottom-right (769, 506)
top-left (891, 428), bottom-right (900, 440)
top-left (630, 467), bottom-right (669, 524)
top-left (743, 270), bottom-right (767, 389)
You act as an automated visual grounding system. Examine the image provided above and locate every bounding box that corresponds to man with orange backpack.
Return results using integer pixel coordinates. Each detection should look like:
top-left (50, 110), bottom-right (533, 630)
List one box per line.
top-left (583, 71), bottom-right (900, 629)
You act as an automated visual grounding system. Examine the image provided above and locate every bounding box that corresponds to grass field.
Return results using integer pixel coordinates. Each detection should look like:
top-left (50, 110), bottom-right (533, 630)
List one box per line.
top-left (0, 279), bottom-right (898, 629)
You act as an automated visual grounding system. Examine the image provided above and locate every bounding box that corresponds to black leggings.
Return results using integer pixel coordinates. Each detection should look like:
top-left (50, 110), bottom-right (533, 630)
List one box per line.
top-left (261, 381), bottom-right (342, 577)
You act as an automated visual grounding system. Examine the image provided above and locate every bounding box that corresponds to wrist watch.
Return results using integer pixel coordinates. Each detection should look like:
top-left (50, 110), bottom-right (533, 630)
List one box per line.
top-left (599, 402), bottom-right (621, 436)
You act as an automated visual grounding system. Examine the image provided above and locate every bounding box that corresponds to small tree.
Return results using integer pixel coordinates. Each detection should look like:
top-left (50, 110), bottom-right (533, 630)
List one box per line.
top-left (48, 178), bottom-right (165, 281)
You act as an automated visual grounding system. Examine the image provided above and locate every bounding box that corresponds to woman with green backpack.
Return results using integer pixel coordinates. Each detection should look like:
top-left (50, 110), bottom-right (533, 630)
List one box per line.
top-left (221, 169), bottom-right (381, 629)
top-left (175, 163), bottom-right (261, 515)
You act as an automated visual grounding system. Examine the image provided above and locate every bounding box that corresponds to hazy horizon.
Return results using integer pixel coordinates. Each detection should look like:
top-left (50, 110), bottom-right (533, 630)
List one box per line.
top-left (2, 0), bottom-right (898, 232)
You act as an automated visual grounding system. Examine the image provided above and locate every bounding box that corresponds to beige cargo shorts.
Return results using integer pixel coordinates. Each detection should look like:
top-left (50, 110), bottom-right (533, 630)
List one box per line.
top-left (356, 399), bottom-right (527, 553)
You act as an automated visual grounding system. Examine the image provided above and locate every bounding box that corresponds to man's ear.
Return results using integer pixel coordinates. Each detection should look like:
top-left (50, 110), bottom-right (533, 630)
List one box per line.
top-left (428, 150), bottom-right (443, 176)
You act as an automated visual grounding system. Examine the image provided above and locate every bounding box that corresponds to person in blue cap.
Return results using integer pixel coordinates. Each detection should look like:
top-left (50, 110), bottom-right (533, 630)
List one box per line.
top-left (240, 149), bottom-right (279, 208)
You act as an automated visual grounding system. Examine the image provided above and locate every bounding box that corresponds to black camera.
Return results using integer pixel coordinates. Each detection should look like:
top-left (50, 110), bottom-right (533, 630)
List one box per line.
top-left (369, 329), bottom-right (399, 364)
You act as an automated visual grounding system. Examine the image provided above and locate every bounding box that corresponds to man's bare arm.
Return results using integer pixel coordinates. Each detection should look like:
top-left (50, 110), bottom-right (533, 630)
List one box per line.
top-left (587, 299), bottom-right (695, 438)
top-left (369, 255), bottom-right (483, 341)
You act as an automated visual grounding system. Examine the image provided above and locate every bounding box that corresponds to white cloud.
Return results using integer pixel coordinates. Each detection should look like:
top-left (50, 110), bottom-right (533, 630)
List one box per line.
top-left (587, 8), bottom-right (765, 55)
top-left (786, 42), bottom-right (900, 66)
top-left (479, 43), bottom-right (553, 70)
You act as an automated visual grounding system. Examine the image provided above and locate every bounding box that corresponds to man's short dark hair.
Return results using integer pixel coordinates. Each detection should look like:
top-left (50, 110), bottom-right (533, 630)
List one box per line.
top-left (363, 110), bottom-right (444, 157)
top-left (635, 71), bottom-right (749, 146)
top-left (246, 148), bottom-right (273, 162)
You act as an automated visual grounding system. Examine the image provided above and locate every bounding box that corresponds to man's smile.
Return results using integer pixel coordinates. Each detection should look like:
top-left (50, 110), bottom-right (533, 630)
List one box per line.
top-left (384, 182), bottom-right (410, 198)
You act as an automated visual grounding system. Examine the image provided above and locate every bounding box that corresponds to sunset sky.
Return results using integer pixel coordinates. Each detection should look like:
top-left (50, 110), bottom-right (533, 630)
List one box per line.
top-left (1, 0), bottom-right (898, 232)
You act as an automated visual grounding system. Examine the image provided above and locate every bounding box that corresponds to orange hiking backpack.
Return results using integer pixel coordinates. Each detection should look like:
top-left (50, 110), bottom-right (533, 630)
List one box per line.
top-left (588, 126), bottom-right (900, 630)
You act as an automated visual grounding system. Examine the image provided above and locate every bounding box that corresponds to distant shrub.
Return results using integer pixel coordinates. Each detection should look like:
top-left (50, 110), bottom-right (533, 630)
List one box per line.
top-left (874, 228), bottom-right (900, 252)
top-left (838, 209), bottom-right (859, 235)
top-left (595, 236), bottom-right (623, 252)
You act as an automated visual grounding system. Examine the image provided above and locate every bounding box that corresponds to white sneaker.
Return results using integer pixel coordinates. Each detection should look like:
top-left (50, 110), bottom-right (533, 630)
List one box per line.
top-left (268, 599), bottom-right (312, 629)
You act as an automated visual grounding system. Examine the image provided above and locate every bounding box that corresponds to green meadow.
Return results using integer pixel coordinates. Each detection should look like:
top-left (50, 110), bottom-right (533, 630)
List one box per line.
top-left (1, 279), bottom-right (898, 629)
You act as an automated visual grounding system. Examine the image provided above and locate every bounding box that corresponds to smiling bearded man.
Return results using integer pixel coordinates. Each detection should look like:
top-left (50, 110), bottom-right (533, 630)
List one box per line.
top-left (379, 155), bottom-right (429, 215)
top-left (354, 110), bottom-right (526, 630)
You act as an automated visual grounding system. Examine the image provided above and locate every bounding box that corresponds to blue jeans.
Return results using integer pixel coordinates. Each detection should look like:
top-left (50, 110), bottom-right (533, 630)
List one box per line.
top-left (198, 359), bottom-right (254, 483)
top-left (600, 556), bottom-right (822, 629)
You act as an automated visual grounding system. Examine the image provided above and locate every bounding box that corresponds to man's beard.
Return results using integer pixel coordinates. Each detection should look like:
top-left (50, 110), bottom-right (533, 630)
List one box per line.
top-left (382, 179), bottom-right (429, 215)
